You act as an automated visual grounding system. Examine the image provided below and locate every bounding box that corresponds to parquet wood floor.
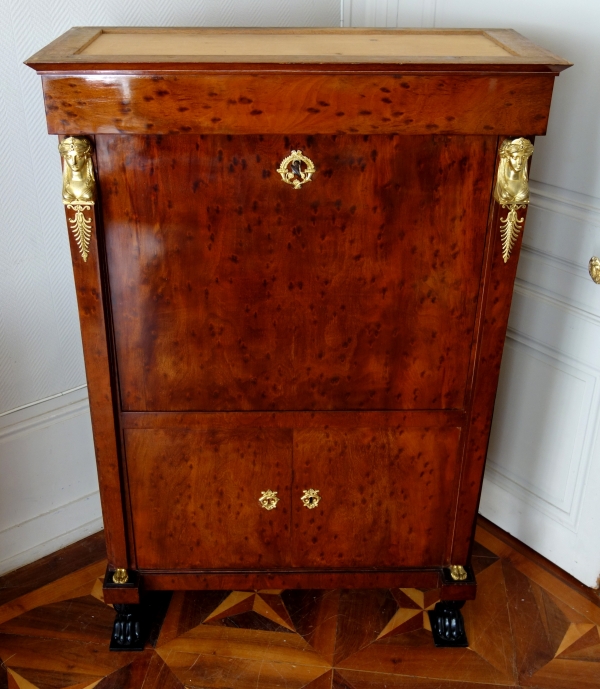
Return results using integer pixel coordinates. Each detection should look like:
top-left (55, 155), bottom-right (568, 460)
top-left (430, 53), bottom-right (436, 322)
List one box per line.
top-left (0, 522), bottom-right (599, 689)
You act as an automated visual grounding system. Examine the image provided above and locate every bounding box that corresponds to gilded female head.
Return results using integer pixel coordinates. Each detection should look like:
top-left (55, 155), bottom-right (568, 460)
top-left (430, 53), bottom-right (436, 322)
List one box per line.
top-left (58, 136), bottom-right (95, 204)
top-left (494, 137), bottom-right (534, 206)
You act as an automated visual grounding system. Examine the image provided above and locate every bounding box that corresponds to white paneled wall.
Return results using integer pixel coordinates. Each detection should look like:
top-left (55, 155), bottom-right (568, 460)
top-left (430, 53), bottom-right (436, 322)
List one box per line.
top-left (345, 0), bottom-right (600, 585)
top-left (343, 0), bottom-right (435, 27)
top-left (0, 0), bottom-right (339, 575)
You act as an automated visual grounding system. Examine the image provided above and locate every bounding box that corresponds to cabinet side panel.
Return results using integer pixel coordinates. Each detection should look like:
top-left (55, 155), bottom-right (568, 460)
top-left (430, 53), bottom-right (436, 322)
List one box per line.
top-left (60, 143), bottom-right (129, 569)
top-left (451, 180), bottom-right (526, 563)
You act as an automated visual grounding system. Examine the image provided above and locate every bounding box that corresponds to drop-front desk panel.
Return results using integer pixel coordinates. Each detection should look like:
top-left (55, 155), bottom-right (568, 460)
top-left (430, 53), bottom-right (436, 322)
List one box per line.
top-left (26, 27), bottom-right (570, 649)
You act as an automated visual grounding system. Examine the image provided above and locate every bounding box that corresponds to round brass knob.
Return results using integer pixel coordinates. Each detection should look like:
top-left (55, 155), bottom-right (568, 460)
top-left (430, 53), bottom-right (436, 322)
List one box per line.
top-left (589, 257), bottom-right (600, 284)
top-left (301, 488), bottom-right (321, 509)
top-left (112, 568), bottom-right (129, 584)
top-left (259, 490), bottom-right (280, 510)
top-left (449, 565), bottom-right (468, 581)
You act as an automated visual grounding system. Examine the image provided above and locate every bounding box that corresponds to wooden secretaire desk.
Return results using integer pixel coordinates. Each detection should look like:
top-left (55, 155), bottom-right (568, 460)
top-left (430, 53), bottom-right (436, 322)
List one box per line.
top-left (26, 27), bottom-right (570, 650)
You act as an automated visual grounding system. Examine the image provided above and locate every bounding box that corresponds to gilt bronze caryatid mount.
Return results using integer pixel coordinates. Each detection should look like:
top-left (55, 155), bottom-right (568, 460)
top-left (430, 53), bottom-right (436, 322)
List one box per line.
top-left (58, 136), bottom-right (96, 262)
top-left (494, 137), bottom-right (534, 263)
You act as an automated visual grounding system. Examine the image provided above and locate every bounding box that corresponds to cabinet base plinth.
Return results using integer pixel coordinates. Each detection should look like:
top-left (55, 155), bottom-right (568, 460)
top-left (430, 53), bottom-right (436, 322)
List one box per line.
top-left (428, 600), bottom-right (468, 647)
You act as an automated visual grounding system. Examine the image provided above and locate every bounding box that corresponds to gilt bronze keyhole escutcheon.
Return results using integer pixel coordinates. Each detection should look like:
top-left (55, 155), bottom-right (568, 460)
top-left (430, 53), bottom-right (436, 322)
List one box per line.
top-left (301, 488), bottom-right (321, 509)
top-left (277, 150), bottom-right (315, 189)
top-left (259, 490), bottom-right (280, 510)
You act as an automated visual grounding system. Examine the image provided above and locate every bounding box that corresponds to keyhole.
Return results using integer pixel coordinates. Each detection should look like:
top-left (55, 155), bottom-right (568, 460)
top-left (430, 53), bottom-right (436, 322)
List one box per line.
top-left (308, 496), bottom-right (315, 505)
top-left (291, 160), bottom-right (302, 177)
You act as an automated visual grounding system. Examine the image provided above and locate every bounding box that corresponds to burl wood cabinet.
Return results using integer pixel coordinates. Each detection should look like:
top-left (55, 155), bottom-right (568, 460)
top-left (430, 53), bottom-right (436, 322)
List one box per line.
top-left (26, 27), bottom-right (570, 649)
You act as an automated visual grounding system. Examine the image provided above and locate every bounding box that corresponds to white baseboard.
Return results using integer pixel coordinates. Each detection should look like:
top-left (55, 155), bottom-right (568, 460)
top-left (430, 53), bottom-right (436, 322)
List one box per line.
top-left (0, 386), bottom-right (104, 576)
top-left (0, 494), bottom-right (103, 576)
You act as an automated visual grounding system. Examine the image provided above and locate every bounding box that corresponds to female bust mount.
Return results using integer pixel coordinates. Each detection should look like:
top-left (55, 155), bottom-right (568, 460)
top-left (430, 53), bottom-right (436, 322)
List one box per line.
top-left (493, 137), bottom-right (535, 263)
top-left (493, 137), bottom-right (534, 207)
top-left (58, 136), bottom-right (96, 262)
top-left (58, 136), bottom-right (96, 205)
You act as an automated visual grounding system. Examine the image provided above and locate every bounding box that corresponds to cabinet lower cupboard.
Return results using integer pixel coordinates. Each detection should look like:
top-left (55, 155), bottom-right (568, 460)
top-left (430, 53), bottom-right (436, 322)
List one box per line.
top-left (26, 27), bottom-right (570, 650)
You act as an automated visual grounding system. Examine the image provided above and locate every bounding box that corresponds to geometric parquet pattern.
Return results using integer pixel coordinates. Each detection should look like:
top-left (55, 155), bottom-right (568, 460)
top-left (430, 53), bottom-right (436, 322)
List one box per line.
top-left (1, 526), bottom-right (599, 688)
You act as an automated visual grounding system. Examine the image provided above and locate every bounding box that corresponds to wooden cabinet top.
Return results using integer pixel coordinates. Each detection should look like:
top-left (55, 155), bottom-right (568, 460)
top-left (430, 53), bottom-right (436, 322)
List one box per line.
top-left (26, 27), bottom-right (570, 71)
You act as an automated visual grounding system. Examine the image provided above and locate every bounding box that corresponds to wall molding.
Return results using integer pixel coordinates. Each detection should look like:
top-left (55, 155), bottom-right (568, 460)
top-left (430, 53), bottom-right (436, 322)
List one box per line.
top-left (0, 384), bottom-right (87, 419)
top-left (0, 385), bottom-right (102, 576)
top-left (0, 388), bottom-right (90, 443)
top-left (530, 180), bottom-right (600, 227)
top-left (342, 0), bottom-right (437, 28)
top-left (513, 281), bottom-right (600, 335)
top-left (519, 245), bottom-right (583, 282)
top-left (0, 492), bottom-right (102, 575)
top-left (486, 326), bottom-right (600, 532)
top-left (486, 340), bottom-right (591, 529)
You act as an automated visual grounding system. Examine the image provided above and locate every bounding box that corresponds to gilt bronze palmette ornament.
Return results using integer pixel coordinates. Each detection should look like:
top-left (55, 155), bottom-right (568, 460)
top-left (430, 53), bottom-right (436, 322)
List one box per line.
top-left (58, 136), bottom-right (96, 262)
top-left (494, 137), bottom-right (534, 263)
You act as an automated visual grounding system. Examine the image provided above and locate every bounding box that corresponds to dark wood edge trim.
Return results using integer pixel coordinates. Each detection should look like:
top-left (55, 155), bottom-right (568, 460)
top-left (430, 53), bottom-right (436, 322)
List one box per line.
top-left (121, 410), bottom-right (467, 429)
top-left (477, 515), bottom-right (600, 605)
top-left (136, 569), bottom-right (473, 595)
top-left (26, 61), bottom-right (571, 74)
top-left (135, 569), bottom-right (477, 599)
top-left (92, 153), bottom-right (138, 572)
top-left (446, 136), bottom-right (501, 564)
top-left (138, 566), bottom-right (446, 575)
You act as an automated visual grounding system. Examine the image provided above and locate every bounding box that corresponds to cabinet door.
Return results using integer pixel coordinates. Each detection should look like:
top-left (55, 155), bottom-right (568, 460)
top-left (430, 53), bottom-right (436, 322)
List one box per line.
top-left (291, 425), bottom-right (462, 568)
top-left (98, 133), bottom-right (495, 413)
top-left (125, 428), bottom-right (292, 569)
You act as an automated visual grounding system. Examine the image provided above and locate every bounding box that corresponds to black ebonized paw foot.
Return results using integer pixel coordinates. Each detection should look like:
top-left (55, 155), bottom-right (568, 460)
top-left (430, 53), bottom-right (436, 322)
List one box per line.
top-left (110, 603), bottom-right (146, 651)
top-left (428, 600), bottom-right (468, 647)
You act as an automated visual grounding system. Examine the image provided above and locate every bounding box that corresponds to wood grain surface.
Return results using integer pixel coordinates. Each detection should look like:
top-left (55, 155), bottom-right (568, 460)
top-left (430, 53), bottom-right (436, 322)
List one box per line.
top-left (98, 133), bottom-right (494, 413)
top-left (292, 426), bottom-right (461, 568)
top-left (126, 428), bottom-right (292, 570)
top-left (123, 418), bottom-right (462, 572)
top-left (41, 73), bottom-right (556, 136)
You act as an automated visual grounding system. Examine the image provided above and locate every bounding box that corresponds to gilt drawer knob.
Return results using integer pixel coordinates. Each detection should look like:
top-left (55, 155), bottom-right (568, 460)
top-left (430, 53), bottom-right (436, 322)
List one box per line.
top-left (259, 490), bottom-right (280, 510)
top-left (277, 150), bottom-right (315, 189)
top-left (301, 488), bottom-right (321, 509)
top-left (589, 257), bottom-right (600, 284)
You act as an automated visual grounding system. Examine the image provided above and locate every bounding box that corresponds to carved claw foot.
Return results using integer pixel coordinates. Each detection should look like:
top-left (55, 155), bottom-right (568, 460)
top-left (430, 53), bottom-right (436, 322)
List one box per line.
top-left (110, 603), bottom-right (146, 651)
top-left (428, 600), bottom-right (468, 647)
